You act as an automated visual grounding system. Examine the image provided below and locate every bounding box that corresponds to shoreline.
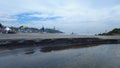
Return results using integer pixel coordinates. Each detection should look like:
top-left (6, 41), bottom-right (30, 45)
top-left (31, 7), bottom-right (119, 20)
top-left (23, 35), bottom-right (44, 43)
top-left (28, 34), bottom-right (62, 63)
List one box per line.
top-left (0, 33), bottom-right (120, 46)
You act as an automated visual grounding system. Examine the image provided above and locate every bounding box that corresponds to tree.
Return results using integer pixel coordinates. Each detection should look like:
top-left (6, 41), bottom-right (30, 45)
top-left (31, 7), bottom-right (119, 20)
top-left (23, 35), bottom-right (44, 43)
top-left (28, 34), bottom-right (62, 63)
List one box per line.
top-left (0, 23), bottom-right (4, 28)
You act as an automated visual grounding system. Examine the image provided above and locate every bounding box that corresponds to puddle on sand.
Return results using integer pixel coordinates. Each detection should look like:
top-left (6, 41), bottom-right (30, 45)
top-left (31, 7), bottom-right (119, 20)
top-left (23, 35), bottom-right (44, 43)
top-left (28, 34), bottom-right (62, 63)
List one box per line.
top-left (0, 44), bottom-right (120, 68)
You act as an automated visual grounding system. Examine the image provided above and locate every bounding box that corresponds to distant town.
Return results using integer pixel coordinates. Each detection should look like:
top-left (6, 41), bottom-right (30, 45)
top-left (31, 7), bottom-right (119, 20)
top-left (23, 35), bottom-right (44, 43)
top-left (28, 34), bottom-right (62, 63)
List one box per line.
top-left (0, 23), bottom-right (63, 34)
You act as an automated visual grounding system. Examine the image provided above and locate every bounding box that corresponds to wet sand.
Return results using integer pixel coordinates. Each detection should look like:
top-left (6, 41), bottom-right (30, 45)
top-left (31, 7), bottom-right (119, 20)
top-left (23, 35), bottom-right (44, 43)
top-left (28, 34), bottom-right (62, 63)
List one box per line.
top-left (0, 33), bottom-right (96, 40)
top-left (0, 33), bottom-right (120, 40)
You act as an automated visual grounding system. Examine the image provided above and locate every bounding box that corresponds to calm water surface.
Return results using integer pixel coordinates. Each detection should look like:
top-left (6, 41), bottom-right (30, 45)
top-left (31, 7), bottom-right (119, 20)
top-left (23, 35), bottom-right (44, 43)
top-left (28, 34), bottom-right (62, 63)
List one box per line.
top-left (0, 44), bottom-right (120, 68)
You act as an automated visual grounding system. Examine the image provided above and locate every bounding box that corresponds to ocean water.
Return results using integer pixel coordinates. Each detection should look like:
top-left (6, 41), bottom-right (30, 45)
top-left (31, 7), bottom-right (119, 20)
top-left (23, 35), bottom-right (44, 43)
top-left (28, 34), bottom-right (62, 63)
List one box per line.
top-left (0, 44), bottom-right (120, 68)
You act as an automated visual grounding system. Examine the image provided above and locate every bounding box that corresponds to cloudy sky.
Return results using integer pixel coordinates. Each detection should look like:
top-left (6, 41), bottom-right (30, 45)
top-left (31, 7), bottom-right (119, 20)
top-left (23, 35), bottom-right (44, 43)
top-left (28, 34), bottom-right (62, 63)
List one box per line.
top-left (0, 0), bottom-right (120, 35)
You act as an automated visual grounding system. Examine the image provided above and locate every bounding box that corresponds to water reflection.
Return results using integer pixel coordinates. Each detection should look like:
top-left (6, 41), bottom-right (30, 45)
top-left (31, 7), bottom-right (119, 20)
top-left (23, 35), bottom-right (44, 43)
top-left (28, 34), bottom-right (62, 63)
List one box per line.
top-left (24, 49), bottom-right (35, 55)
top-left (40, 44), bottom-right (98, 52)
top-left (0, 44), bottom-right (99, 54)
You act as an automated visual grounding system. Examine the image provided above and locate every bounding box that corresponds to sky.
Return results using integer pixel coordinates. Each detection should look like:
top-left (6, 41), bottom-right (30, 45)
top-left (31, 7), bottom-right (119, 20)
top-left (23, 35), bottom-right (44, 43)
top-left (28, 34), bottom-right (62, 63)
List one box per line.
top-left (0, 0), bottom-right (120, 35)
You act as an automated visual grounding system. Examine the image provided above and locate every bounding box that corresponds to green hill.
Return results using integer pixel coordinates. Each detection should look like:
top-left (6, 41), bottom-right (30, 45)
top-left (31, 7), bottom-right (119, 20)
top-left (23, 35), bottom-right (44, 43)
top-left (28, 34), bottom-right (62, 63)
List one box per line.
top-left (98, 28), bottom-right (120, 35)
top-left (45, 28), bottom-right (63, 33)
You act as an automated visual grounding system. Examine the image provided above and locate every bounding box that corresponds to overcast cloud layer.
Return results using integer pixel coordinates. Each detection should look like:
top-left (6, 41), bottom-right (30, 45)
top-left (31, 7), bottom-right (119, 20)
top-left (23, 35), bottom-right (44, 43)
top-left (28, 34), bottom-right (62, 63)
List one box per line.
top-left (0, 0), bottom-right (120, 35)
